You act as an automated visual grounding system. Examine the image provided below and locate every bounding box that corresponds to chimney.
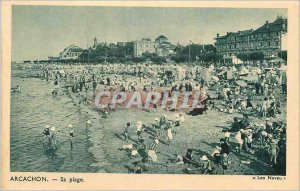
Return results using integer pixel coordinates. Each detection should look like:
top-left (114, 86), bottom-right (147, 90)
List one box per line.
top-left (265, 21), bottom-right (269, 25)
top-left (227, 32), bottom-right (229, 35)
top-left (217, 33), bottom-right (219, 38)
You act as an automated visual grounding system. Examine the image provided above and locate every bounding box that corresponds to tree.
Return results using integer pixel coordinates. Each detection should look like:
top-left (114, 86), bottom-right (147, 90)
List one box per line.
top-left (151, 56), bottom-right (167, 64)
top-left (249, 52), bottom-right (264, 61)
top-left (181, 44), bottom-right (203, 62)
top-left (132, 57), bottom-right (146, 63)
top-left (199, 52), bottom-right (222, 63)
top-left (278, 50), bottom-right (287, 61)
top-left (237, 53), bottom-right (249, 62)
top-left (170, 55), bottom-right (188, 63)
top-left (177, 44), bottom-right (217, 63)
top-left (203, 44), bottom-right (216, 52)
top-left (107, 57), bottom-right (118, 63)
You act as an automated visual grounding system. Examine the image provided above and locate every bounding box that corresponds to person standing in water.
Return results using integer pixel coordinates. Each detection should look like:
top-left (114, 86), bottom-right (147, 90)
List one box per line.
top-left (68, 124), bottom-right (74, 149)
top-left (42, 124), bottom-right (51, 144)
top-left (50, 126), bottom-right (57, 149)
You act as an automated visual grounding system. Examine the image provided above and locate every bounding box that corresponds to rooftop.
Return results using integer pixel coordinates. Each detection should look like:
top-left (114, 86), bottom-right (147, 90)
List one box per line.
top-left (215, 17), bottom-right (287, 39)
top-left (156, 35), bottom-right (168, 40)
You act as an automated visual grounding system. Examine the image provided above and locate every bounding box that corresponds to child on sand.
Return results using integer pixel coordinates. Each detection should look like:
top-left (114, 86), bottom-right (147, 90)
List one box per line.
top-left (153, 118), bottom-right (162, 137)
top-left (220, 153), bottom-right (229, 175)
top-left (172, 154), bottom-right (184, 165)
top-left (166, 125), bottom-right (174, 145)
top-left (200, 155), bottom-right (212, 174)
top-left (223, 129), bottom-right (231, 145)
top-left (124, 122), bottom-right (131, 141)
top-left (136, 121), bottom-right (143, 140)
top-left (211, 146), bottom-right (222, 164)
top-left (268, 139), bottom-right (279, 167)
top-left (220, 138), bottom-right (230, 155)
top-left (86, 120), bottom-right (92, 130)
top-left (148, 139), bottom-right (159, 162)
top-left (183, 149), bottom-right (194, 164)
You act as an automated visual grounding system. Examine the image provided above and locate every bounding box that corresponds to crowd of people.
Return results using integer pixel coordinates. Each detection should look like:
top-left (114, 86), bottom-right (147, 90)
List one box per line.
top-left (15, 60), bottom-right (287, 175)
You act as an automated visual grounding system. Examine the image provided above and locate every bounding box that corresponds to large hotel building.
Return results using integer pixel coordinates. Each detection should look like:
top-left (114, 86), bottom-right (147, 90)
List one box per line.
top-left (215, 17), bottom-right (288, 59)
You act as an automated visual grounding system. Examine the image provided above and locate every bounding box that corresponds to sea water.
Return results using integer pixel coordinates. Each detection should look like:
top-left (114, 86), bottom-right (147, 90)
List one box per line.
top-left (10, 75), bottom-right (98, 172)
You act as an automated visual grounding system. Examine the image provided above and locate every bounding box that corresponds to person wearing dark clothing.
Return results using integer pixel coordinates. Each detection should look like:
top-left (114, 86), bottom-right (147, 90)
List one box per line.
top-left (183, 149), bottom-right (193, 164)
top-left (188, 83), bottom-right (193, 91)
top-left (185, 83), bottom-right (189, 91)
top-left (124, 122), bottom-right (130, 141)
top-left (92, 80), bottom-right (97, 93)
top-left (246, 98), bottom-right (253, 108)
top-left (171, 85), bottom-right (177, 92)
top-left (107, 77), bottom-right (111, 86)
top-left (282, 83), bottom-right (287, 95)
top-left (231, 117), bottom-right (241, 132)
top-left (52, 90), bottom-right (57, 96)
top-left (255, 82), bottom-right (260, 95)
top-left (220, 138), bottom-right (230, 155)
top-left (176, 84), bottom-right (181, 91)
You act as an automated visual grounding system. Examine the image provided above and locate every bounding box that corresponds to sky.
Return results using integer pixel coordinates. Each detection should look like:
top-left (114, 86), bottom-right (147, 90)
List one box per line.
top-left (12, 6), bottom-right (287, 62)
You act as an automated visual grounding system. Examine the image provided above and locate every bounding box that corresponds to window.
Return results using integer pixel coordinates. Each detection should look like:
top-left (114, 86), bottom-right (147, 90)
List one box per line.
top-left (260, 42), bottom-right (263, 47)
top-left (268, 42), bottom-right (271, 47)
top-left (268, 33), bottom-right (271, 37)
top-left (275, 41), bottom-right (279, 46)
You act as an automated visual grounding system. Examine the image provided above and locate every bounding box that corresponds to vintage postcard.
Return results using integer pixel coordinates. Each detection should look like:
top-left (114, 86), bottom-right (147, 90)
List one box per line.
top-left (1, 0), bottom-right (299, 190)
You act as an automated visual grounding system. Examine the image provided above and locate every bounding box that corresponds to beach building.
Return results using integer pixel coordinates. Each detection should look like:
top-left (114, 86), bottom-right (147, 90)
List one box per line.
top-left (133, 38), bottom-right (156, 57)
top-left (155, 35), bottom-right (169, 44)
top-left (155, 35), bottom-right (177, 57)
top-left (109, 43), bottom-right (118, 52)
top-left (59, 44), bottom-right (83, 60)
top-left (215, 17), bottom-right (288, 59)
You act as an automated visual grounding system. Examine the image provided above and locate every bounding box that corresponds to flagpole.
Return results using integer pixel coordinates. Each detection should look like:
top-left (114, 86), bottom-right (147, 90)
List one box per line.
top-left (87, 44), bottom-right (90, 65)
top-left (189, 41), bottom-right (191, 65)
